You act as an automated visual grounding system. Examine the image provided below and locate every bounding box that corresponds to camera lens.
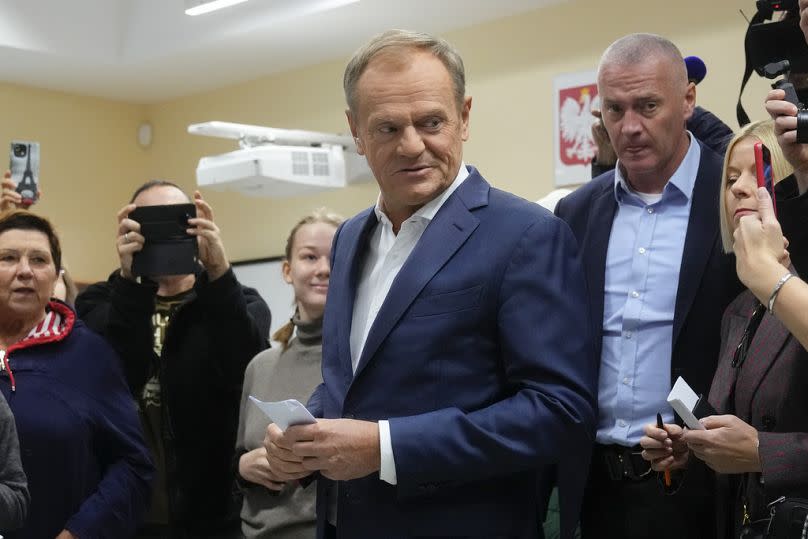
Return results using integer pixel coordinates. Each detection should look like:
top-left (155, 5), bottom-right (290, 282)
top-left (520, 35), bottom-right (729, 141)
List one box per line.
top-left (13, 144), bottom-right (26, 158)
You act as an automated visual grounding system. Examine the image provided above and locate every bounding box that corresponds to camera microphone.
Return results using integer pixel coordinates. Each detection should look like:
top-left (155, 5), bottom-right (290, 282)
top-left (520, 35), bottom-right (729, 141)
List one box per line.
top-left (684, 56), bottom-right (707, 85)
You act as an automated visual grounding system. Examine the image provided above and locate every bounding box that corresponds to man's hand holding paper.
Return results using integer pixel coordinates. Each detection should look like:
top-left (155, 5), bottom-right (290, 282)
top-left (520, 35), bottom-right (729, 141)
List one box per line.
top-left (265, 418), bottom-right (382, 482)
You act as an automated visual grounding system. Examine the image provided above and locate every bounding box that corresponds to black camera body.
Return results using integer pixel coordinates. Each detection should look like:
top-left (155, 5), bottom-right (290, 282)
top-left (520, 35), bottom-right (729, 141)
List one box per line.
top-left (740, 0), bottom-right (808, 140)
top-left (129, 203), bottom-right (198, 277)
top-left (763, 60), bottom-right (808, 143)
top-left (755, 0), bottom-right (798, 17)
top-left (747, 7), bottom-right (808, 80)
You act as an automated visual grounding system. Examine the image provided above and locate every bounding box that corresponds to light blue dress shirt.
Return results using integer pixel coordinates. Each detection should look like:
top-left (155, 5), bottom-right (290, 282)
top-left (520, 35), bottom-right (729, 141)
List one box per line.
top-left (596, 135), bottom-right (701, 446)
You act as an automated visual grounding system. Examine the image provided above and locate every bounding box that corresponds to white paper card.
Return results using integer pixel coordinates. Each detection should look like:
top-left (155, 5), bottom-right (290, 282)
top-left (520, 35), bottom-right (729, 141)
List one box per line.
top-left (248, 396), bottom-right (316, 431)
top-left (666, 376), bottom-right (705, 430)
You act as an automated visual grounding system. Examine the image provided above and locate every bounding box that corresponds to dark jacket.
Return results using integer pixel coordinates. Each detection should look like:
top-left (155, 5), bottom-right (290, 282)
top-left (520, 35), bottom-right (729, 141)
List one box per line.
top-left (708, 177), bottom-right (808, 539)
top-left (76, 268), bottom-right (270, 537)
top-left (0, 390), bottom-right (28, 531)
top-left (776, 175), bottom-right (808, 277)
top-left (711, 288), bottom-right (808, 538)
top-left (0, 301), bottom-right (153, 539)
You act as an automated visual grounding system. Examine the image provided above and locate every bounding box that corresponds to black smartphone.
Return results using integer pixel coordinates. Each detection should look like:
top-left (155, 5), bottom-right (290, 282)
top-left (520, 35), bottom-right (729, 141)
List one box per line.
top-left (129, 203), bottom-right (198, 277)
top-left (9, 141), bottom-right (40, 206)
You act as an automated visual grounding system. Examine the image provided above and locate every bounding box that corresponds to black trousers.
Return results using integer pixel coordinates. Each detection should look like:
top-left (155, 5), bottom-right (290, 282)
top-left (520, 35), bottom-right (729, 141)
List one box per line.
top-left (580, 444), bottom-right (716, 539)
top-left (136, 524), bottom-right (242, 539)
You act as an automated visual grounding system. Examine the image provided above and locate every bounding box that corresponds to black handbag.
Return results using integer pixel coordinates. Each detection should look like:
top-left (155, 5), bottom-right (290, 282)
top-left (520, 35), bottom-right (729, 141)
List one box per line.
top-left (738, 497), bottom-right (808, 539)
top-left (765, 497), bottom-right (808, 539)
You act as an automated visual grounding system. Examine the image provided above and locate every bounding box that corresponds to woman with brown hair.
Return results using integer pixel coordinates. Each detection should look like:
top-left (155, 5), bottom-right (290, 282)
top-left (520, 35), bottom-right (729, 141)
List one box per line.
top-left (0, 210), bottom-right (153, 539)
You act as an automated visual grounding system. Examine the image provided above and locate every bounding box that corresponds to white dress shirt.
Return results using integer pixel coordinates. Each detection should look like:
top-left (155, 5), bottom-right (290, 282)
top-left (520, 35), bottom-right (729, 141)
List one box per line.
top-left (350, 163), bottom-right (469, 485)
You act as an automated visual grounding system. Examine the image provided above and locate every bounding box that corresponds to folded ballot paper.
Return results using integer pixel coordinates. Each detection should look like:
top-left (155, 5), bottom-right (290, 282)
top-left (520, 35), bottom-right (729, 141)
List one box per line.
top-left (249, 396), bottom-right (317, 431)
top-left (666, 377), bottom-right (716, 430)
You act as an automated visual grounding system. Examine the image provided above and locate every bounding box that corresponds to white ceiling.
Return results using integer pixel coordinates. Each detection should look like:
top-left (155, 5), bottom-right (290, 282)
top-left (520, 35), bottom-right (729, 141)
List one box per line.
top-left (0, 0), bottom-right (555, 103)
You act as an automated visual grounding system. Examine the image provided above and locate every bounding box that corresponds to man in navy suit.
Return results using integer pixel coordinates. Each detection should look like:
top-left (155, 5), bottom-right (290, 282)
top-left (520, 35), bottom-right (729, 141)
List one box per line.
top-left (263, 29), bottom-right (597, 538)
top-left (555, 34), bottom-right (741, 538)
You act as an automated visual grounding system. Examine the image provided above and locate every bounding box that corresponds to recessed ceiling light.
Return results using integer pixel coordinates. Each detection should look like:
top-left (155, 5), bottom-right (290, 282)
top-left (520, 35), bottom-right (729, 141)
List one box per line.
top-left (185, 0), bottom-right (250, 16)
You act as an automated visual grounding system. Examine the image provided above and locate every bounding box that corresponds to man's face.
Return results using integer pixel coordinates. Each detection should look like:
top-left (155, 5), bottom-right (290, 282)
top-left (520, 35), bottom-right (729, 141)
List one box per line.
top-left (598, 57), bottom-right (695, 184)
top-left (347, 50), bottom-right (471, 223)
top-left (800, 0), bottom-right (808, 43)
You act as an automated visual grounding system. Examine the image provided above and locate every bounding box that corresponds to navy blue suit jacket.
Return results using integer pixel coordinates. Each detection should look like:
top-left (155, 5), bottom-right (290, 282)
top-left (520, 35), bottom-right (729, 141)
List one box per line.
top-left (309, 167), bottom-right (597, 538)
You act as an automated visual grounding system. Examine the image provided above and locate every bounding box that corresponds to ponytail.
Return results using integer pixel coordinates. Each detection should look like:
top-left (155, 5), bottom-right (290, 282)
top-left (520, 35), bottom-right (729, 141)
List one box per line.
top-left (272, 319), bottom-right (295, 351)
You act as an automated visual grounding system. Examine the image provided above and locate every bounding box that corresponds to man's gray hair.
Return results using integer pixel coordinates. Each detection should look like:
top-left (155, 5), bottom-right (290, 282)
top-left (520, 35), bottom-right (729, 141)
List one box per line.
top-left (343, 29), bottom-right (466, 112)
top-left (598, 33), bottom-right (687, 84)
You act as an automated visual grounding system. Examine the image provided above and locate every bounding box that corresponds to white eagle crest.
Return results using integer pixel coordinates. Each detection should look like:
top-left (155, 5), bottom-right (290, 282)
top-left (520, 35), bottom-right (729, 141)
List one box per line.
top-left (560, 89), bottom-right (597, 162)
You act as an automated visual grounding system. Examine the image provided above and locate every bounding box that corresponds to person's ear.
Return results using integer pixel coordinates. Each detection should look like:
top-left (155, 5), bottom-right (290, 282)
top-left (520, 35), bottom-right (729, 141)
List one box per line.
top-left (683, 82), bottom-right (696, 122)
top-left (281, 259), bottom-right (293, 285)
top-left (346, 109), bottom-right (364, 155)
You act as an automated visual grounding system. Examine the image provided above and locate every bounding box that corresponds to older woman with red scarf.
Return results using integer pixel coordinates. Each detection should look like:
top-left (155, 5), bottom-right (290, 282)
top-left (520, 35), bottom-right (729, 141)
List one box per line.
top-left (0, 210), bottom-right (153, 539)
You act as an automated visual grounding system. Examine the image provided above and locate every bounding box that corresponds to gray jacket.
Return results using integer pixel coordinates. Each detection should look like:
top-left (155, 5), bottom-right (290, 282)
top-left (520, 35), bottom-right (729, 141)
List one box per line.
top-left (0, 391), bottom-right (28, 532)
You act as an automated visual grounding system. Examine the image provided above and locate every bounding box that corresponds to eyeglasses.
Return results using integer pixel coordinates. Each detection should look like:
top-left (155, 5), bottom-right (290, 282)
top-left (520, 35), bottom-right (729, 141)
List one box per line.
top-left (731, 303), bottom-right (766, 369)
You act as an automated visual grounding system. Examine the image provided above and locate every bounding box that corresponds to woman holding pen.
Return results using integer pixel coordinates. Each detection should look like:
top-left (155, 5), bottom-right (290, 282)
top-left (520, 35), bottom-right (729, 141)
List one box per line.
top-left (640, 119), bottom-right (808, 538)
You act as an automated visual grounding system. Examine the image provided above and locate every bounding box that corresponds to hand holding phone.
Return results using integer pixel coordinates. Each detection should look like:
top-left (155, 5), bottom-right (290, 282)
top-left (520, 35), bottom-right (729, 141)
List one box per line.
top-left (754, 141), bottom-right (777, 219)
top-left (8, 141), bottom-right (40, 206)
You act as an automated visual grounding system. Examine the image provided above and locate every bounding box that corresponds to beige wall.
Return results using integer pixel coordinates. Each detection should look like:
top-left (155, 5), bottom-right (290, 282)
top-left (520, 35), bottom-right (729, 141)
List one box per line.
top-left (8, 0), bottom-right (776, 281)
top-left (0, 82), bottom-right (148, 282)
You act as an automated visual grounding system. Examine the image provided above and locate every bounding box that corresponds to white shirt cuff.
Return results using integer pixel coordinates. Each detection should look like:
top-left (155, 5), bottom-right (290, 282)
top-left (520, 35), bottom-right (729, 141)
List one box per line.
top-left (378, 420), bottom-right (398, 485)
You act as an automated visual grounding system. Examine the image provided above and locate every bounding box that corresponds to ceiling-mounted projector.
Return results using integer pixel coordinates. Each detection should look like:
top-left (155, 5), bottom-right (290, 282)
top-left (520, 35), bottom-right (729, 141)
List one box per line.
top-left (188, 121), bottom-right (373, 198)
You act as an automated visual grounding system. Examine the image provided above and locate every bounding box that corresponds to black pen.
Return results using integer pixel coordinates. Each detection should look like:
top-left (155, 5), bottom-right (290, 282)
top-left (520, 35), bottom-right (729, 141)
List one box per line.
top-left (657, 412), bottom-right (671, 487)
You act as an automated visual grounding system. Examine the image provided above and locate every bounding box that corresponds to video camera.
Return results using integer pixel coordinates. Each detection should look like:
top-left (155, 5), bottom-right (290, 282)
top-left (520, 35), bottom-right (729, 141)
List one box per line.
top-left (738, 0), bottom-right (808, 139)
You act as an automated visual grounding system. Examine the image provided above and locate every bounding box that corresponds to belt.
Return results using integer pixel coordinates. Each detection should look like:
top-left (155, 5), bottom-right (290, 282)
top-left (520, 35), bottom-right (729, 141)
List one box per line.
top-left (593, 443), bottom-right (653, 482)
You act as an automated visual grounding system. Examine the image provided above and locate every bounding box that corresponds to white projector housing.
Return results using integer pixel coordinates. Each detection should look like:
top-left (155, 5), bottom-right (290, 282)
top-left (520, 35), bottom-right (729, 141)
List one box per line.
top-left (189, 121), bottom-right (373, 198)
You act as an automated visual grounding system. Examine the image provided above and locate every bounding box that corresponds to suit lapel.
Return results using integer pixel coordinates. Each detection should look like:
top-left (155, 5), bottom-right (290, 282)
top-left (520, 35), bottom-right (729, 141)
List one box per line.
top-left (709, 312), bottom-right (745, 414)
top-left (584, 183), bottom-right (617, 351)
top-left (334, 209), bottom-right (377, 387)
top-left (734, 307), bottom-right (792, 417)
top-left (351, 171), bottom-right (487, 381)
top-left (672, 144), bottom-right (721, 345)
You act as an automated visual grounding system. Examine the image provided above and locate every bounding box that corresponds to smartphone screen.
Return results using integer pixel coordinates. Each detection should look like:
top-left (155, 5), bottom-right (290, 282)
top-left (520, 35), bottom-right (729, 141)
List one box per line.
top-left (754, 141), bottom-right (777, 218)
top-left (9, 141), bottom-right (40, 206)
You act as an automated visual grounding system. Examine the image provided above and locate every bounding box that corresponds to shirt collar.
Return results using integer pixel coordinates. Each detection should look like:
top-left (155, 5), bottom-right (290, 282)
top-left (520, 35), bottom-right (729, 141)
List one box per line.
top-left (374, 162), bottom-right (469, 225)
top-left (613, 133), bottom-right (701, 203)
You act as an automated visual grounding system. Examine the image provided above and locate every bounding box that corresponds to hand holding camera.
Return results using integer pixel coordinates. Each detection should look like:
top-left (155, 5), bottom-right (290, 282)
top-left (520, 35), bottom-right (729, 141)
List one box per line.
top-left (765, 87), bottom-right (808, 192)
top-left (3, 141), bottom-right (41, 210)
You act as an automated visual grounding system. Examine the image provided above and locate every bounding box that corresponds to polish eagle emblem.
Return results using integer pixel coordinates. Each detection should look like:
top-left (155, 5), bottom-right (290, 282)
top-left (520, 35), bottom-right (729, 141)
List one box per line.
top-left (559, 86), bottom-right (598, 165)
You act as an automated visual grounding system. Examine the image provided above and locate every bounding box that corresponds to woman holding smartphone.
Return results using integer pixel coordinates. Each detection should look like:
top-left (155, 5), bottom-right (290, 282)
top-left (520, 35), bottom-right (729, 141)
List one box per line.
top-left (235, 208), bottom-right (342, 539)
top-left (641, 119), bottom-right (808, 538)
